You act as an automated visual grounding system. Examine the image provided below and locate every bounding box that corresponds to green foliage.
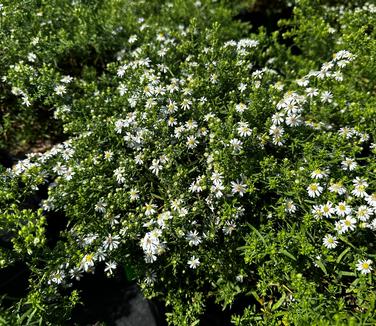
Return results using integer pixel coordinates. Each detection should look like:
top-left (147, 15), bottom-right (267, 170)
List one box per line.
top-left (0, 0), bottom-right (375, 325)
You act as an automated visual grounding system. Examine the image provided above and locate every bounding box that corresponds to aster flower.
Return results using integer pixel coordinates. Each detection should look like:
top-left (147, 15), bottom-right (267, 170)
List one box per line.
top-left (186, 231), bottom-right (202, 246)
top-left (335, 202), bottom-right (352, 217)
top-left (187, 256), bottom-right (200, 269)
top-left (356, 259), bottom-right (373, 274)
top-left (323, 234), bottom-right (338, 249)
top-left (307, 183), bottom-right (323, 198)
top-left (104, 261), bottom-right (117, 276)
top-left (341, 216), bottom-right (357, 232)
top-left (231, 180), bottom-right (248, 197)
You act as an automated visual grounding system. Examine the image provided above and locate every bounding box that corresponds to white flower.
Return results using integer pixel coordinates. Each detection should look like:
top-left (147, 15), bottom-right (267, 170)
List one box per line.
top-left (231, 180), bottom-right (248, 197)
top-left (321, 201), bottom-right (335, 218)
top-left (222, 220), bottom-right (236, 235)
top-left (149, 159), bottom-right (162, 175)
top-left (237, 122), bottom-right (252, 137)
top-left (341, 158), bottom-right (357, 171)
top-left (235, 103), bottom-right (247, 113)
top-left (188, 256), bottom-right (200, 269)
top-left (356, 259), bottom-right (373, 274)
top-left (323, 234), bottom-right (338, 249)
top-left (351, 178), bottom-right (368, 198)
top-left (365, 193), bottom-right (376, 207)
top-left (285, 199), bottom-right (297, 213)
top-left (211, 172), bottom-right (223, 186)
top-left (102, 234), bottom-right (121, 251)
top-left (230, 138), bottom-right (243, 151)
top-left (307, 183), bottom-right (323, 198)
top-left (341, 216), bottom-right (357, 232)
top-left (285, 114), bottom-right (301, 127)
top-left (186, 135), bottom-right (198, 149)
top-left (114, 167), bottom-right (126, 184)
top-left (238, 83), bottom-right (247, 93)
top-left (144, 203), bottom-right (157, 216)
top-left (329, 182), bottom-right (346, 195)
top-left (61, 75), bottom-right (73, 83)
top-left (54, 85), bottom-right (66, 96)
top-left (81, 253), bottom-right (96, 272)
top-left (186, 231), bottom-right (202, 246)
top-left (95, 199), bottom-right (107, 213)
top-left (129, 188), bottom-right (140, 201)
top-left (334, 221), bottom-right (346, 234)
top-left (269, 125), bottom-right (284, 138)
top-left (181, 98), bottom-right (192, 110)
top-left (335, 202), bottom-right (351, 217)
top-left (320, 91), bottom-right (333, 103)
top-left (104, 261), bottom-right (117, 276)
top-left (311, 205), bottom-right (323, 219)
top-left (50, 270), bottom-right (65, 285)
top-left (104, 151), bottom-right (113, 161)
top-left (310, 169), bottom-right (328, 179)
top-left (356, 205), bottom-right (373, 221)
top-left (189, 178), bottom-right (203, 193)
top-left (272, 112), bottom-right (285, 125)
top-left (305, 87), bottom-right (319, 97)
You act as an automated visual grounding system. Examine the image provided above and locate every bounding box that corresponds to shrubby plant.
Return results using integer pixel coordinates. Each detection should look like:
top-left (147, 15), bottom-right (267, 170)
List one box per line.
top-left (0, 0), bottom-right (375, 325)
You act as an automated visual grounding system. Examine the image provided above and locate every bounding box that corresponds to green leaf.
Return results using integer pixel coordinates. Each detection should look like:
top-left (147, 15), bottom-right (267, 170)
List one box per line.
top-left (279, 249), bottom-right (296, 261)
top-left (272, 292), bottom-right (286, 311)
top-left (315, 259), bottom-right (328, 276)
top-left (249, 224), bottom-right (266, 246)
top-left (339, 271), bottom-right (356, 278)
top-left (336, 247), bottom-right (351, 264)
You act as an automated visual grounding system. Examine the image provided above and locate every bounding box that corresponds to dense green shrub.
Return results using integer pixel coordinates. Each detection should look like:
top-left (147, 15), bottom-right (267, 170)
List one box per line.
top-left (0, 0), bottom-right (375, 325)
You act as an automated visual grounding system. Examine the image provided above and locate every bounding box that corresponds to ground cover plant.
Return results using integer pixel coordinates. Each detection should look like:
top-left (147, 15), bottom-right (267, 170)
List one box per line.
top-left (0, 0), bottom-right (375, 325)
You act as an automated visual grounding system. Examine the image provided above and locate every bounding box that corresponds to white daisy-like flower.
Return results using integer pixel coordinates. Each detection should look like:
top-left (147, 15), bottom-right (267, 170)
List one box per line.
top-left (102, 234), bottom-right (121, 251)
top-left (144, 203), bottom-right (157, 216)
top-left (321, 201), bottom-right (335, 218)
top-left (95, 199), bottom-right (107, 213)
top-left (235, 103), bottom-right (247, 113)
top-left (320, 91), bottom-right (333, 103)
top-left (285, 199), bottom-right (297, 213)
top-left (186, 231), bottom-right (202, 246)
top-left (323, 234), bottom-right (338, 249)
top-left (311, 168), bottom-right (328, 179)
top-left (54, 85), bottom-right (66, 96)
top-left (149, 159), bottom-right (162, 175)
top-left (341, 158), bottom-right (357, 171)
top-left (285, 114), bottom-right (301, 127)
top-left (230, 138), bottom-right (243, 151)
top-left (356, 205), bottom-right (373, 221)
top-left (104, 261), bottom-right (117, 276)
top-left (231, 180), bottom-right (248, 197)
top-left (365, 193), bottom-right (376, 207)
top-left (81, 253), bottom-right (96, 272)
top-left (271, 112), bottom-right (285, 125)
top-left (335, 201), bottom-right (352, 217)
top-left (328, 182), bottom-right (346, 195)
top-left (334, 220), bottom-right (346, 234)
top-left (269, 124), bottom-right (284, 138)
top-left (356, 259), bottom-right (373, 274)
top-left (341, 216), bottom-right (357, 232)
top-left (187, 256), bottom-right (200, 269)
top-left (104, 151), bottom-right (113, 161)
top-left (237, 122), bottom-right (252, 137)
top-left (207, 170), bottom-right (220, 183)
top-left (307, 183), bottom-right (323, 198)
top-left (129, 188), bottom-right (140, 201)
top-left (222, 220), bottom-right (237, 235)
top-left (311, 205), bottom-right (323, 219)
top-left (186, 135), bottom-right (198, 149)
top-left (305, 87), bottom-right (319, 97)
